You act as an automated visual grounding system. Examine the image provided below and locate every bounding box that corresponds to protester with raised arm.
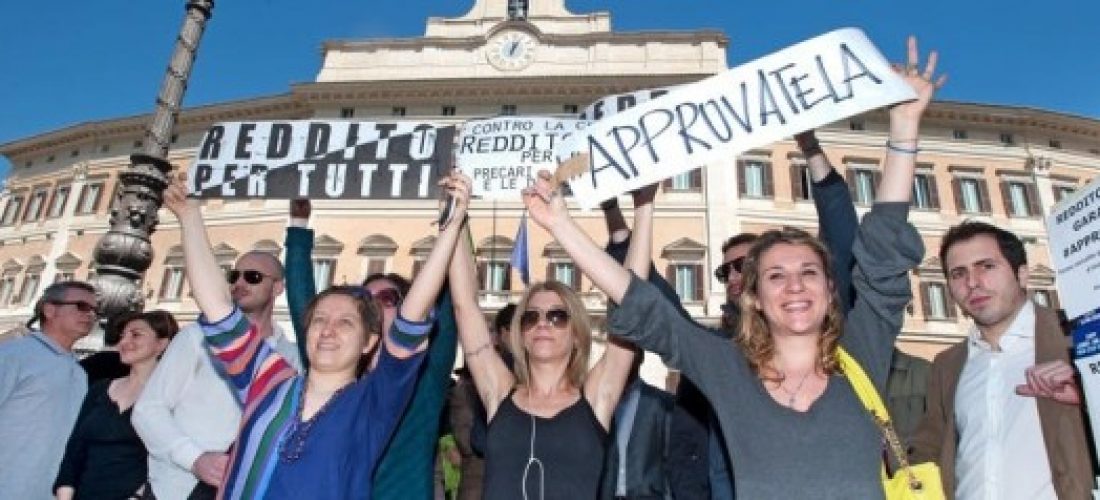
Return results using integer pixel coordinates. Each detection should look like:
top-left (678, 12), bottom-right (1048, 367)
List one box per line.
top-left (447, 172), bottom-right (636, 500)
top-left (522, 37), bottom-right (943, 498)
top-left (283, 198), bottom-right (460, 500)
top-left (161, 169), bottom-right (465, 500)
top-left (54, 311), bottom-right (179, 500)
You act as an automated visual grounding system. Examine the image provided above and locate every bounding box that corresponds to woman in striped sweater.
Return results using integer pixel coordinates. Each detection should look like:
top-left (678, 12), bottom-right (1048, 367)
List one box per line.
top-left (161, 170), bottom-right (470, 500)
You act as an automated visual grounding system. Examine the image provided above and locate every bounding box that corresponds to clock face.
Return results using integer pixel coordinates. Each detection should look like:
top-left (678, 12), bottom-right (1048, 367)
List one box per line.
top-left (487, 31), bottom-right (537, 71)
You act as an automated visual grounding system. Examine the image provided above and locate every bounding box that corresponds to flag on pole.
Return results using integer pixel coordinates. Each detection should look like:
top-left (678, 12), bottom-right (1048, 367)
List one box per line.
top-left (510, 212), bottom-right (530, 286)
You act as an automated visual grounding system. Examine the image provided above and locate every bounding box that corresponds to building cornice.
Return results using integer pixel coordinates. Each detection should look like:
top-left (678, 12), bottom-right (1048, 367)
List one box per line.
top-left (321, 28), bottom-right (729, 53)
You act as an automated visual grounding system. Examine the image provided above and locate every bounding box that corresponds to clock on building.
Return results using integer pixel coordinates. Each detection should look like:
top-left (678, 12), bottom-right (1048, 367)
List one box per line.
top-left (486, 30), bottom-right (537, 71)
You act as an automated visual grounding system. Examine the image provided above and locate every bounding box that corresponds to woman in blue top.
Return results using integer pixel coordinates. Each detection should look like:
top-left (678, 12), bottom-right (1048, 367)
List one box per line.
top-left (161, 169), bottom-right (470, 500)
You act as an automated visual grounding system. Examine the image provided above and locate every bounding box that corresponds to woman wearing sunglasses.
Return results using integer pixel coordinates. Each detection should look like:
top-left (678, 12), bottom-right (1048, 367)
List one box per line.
top-left (444, 174), bottom-right (637, 500)
top-left (523, 38), bottom-right (943, 499)
top-left (282, 199), bottom-right (460, 500)
top-left (161, 169), bottom-right (468, 500)
top-left (54, 311), bottom-right (179, 500)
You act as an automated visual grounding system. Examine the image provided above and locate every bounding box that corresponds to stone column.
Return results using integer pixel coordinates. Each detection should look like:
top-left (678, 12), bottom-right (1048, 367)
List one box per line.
top-left (90, 0), bottom-right (214, 330)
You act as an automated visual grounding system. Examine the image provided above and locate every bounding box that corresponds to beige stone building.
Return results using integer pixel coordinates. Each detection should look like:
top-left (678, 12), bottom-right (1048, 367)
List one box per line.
top-left (1, 0), bottom-right (1099, 382)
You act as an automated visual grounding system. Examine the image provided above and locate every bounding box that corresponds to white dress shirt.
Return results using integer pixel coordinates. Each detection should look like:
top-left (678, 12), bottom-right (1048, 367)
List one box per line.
top-left (954, 301), bottom-right (1056, 500)
top-left (132, 322), bottom-right (301, 500)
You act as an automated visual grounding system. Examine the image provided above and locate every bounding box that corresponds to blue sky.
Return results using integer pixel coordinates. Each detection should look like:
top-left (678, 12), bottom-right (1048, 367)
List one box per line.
top-left (1, 0), bottom-right (1097, 177)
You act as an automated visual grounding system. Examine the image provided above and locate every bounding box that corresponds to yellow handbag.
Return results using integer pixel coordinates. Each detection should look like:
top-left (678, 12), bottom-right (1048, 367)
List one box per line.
top-left (837, 347), bottom-right (945, 500)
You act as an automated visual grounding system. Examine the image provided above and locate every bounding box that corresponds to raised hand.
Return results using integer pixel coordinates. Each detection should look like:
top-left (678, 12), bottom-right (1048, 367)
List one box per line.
top-left (890, 36), bottom-right (947, 125)
top-left (438, 169), bottom-right (472, 230)
top-left (630, 183), bottom-right (659, 209)
top-left (163, 171), bottom-right (199, 220)
top-left (522, 170), bottom-right (571, 232)
top-left (1015, 360), bottom-right (1082, 405)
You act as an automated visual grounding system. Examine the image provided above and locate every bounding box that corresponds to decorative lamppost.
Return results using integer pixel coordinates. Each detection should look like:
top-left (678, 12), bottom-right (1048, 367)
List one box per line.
top-left (90, 0), bottom-right (214, 335)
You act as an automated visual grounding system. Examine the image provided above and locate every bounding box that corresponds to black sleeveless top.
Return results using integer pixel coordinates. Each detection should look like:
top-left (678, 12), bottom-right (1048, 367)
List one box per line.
top-left (482, 389), bottom-right (608, 500)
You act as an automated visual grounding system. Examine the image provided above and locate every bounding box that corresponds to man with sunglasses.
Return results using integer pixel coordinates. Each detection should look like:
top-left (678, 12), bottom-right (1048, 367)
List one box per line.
top-left (0, 281), bottom-right (98, 500)
top-left (133, 251), bottom-right (302, 500)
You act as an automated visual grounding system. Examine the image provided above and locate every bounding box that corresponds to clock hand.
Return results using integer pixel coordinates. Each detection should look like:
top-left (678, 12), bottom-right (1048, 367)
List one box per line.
top-left (508, 41), bottom-right (519, 56)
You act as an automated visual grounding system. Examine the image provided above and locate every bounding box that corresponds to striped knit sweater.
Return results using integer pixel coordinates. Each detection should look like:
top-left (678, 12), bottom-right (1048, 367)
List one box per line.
top-left (201, 307), bottom-right (430, 500)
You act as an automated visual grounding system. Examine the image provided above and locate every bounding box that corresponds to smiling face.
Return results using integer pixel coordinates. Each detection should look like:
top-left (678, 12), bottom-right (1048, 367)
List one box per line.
top-left (752, 243), bottom-right (833, 337)
top-left (116, 319), bottom-right (169, 366)
top-left (945, 234), bottom-right (1029, 335)
top-left (305, 294), bottom-right (379, 376)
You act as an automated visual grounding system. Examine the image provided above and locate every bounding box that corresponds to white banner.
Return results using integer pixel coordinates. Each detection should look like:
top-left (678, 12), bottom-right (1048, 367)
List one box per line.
top-left (554, 28), bottom-right (917, 209)
top-left (1071, 311), bottom-right (1100, 474)
top-left (579, 87), bottom-right (676, 120)
top-left (456, 117), bottom-right (589, 199)
top-left (1046, 175), bottom-right (1100, 319)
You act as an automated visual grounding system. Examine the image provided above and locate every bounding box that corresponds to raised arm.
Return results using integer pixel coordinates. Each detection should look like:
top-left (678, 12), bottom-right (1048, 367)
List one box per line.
top-left (388, 171), bottom-right (470, 359)
top-left (879, 36), bottom-right (945, 203)
top-left (284, 198), bottom-right (317, 370)
top-left (164, 173), bottom-right (232, 321)
top-left (448, 221), bottom-right (516, 420)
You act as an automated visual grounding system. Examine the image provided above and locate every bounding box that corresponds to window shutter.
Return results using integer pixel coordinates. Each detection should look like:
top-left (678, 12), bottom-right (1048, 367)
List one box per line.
top-left (545, 263), bottom-right (554, 282)
top-left (872, 171), bottom-right (883, 202)
top-left (477, 262), bottom-right (487, 291)
top-left (951, 178), bottom-right (963, 212)
top-left (1000, 181), bottom-right (1015, 217)
top-left (691, 168), bottom-right (703, 190)
top-left (503, 264), bottom-right (512, 291)
top-left (662, 177), bottom-right (672, 190)
top-left (575, 269), bottom-right (583, 292)
top-left (920, 283), bottom-right (932, 319)
top-left (1025, 183), bottom-right (1041, 216)
top-left (946, 294), bottom-right (958, 319)
top-left (790, 163), bottom-right (805, 201)
top-left (693, 264), bottom-right (704, 301)
top-left (928, 175), bottom-right (941, 209)
top-left (763, 162), bottom-right (774, 198)
top-left (845, 168), bottom-right (858, 200)
top-left (977, 179), bottom-right (992, 213)
top-left (1050, 290), bottom-right (1061, 311)
top-left (666, 264), bottom-right (676, 292)
top-left (737, 161), bottom-right (747, 196)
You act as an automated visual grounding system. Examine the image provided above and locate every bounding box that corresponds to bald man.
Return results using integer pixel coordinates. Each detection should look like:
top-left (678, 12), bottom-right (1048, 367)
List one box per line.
top-left (133, 251), bottom-right (303, 500)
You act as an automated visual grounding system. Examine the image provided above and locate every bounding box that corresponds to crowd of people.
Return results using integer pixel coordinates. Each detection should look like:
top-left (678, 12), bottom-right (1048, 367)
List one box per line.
top-left (0, 37), bottom-right (1095, 500)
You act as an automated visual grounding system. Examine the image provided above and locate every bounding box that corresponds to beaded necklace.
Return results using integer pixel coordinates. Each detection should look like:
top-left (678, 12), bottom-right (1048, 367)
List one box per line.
top-left (279, 379), bottom-right (353, 462)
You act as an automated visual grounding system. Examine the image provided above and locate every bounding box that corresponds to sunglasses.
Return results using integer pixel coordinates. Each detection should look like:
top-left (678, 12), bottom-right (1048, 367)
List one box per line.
top-left (226, 269), bottom-right (276, 285)
top-left (519, 308), bottom-right (570, 331)
top-left (714, 257), bottom-right (747, 283)
top-left (51, 300), bottom-right (98, 315)
top-left (328, 285), bottom-right (402, 309)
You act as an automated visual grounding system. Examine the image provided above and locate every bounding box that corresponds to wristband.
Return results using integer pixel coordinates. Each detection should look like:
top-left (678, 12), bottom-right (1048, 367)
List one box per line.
top-left (886, 140), bottom-right (920, 155)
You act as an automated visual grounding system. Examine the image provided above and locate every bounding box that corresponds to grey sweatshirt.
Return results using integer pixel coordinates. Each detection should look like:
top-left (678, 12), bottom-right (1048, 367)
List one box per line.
top-left (608, 202), bottom-right (923, 500)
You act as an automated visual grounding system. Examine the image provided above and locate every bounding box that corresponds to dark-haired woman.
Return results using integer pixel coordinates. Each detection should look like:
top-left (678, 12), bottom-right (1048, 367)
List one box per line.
top-left (54, 311), bottom-right (180, 500)
top-left (523, 38), bottom-right (944, 499)
top-left (162, 169), bottom-right (468, 500)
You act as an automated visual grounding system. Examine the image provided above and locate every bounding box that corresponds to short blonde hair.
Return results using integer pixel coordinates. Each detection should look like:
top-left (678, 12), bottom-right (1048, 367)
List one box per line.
top-left (508, 281), bottom-right (592, 389)
top-left (737, 227), bottom-right (843, 381)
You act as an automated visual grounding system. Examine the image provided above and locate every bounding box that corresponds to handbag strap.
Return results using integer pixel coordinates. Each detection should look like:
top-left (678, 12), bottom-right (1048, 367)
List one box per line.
top-left (836, 347), bottom-right (924, 491)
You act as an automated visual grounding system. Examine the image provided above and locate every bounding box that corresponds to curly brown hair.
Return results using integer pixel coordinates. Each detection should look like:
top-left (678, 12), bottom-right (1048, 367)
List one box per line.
top-left (736, 227), bottom-right (843, 382)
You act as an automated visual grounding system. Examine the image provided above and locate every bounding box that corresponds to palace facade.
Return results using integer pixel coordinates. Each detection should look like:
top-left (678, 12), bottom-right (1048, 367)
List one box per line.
top-left (2, 0), bottom-right (1098, 382)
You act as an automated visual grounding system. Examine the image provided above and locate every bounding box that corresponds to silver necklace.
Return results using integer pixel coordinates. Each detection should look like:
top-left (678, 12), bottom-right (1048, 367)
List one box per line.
top-left (776, 370), bottom-right (813, 407)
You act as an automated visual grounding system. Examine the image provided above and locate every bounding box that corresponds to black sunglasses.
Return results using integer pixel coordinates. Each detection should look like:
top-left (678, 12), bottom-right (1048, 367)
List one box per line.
top-left (226, 269), bottom-right (276, 285)
top-left (714, 257), bottom-right (747, 283)
top-left (328, 285), bottom-right (402, 309)
top-left (50, 300), bottom-right (98, 314)
top-left (519, 308), bottom-right (570, 331)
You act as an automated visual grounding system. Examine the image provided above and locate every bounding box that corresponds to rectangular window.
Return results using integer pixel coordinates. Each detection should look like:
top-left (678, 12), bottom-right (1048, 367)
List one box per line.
top-left (551, 262), bottom-right (579, 290)
top-left (853, 170), bottom-right (876, 205)
top-left (664, 168), bottom-right (702, 193)
top-left (2, 196), bottom-right (24, 225)
top-left (0, 277), bottom-right (14, 306)
top-left (501, 105), bottom-right (518, 116)
top-left (48, 186), bottom-right (70, 218)
top-left (484, 261), bottom-right (511, 292)
top-left (671, 264), bottom-right (702, 302)
top-left (70, 149), bottom-right (79, 158)
top-left (18, 274), bottom-right (41, 305)
top-left (958, 178), bottom-right (983, 213)
top-left (54, 272), bottom-right (75, 283)
top-left (738, 160), bottom-right (773, 198)
top-left (340, 107), bottom-right (355, 118)
top-left (924, 283), bottom-right (951, 319)
top-left (912, 174), bottom-right (938, 210)
top-left (508, 0), bottom-right (529, 20)
top-left (23, 190), bottom-right (47, 222)
top-left (77, 182), bottom-right (104, 214)
top-left (1049, 139), bottom-right (1062, 149)
top-left (849, 120), bottom-right (865, 131)
top-left (1000, 133), bottom-right (1015, 146)
top-left (1007, 182), bottom-right (1032, 217)
top-left (391, 106), bottom-right (407, 117)
top-left (952, 129), bottom-right (968, 140)
top-left (1033, 290), bottom-right (1051, 307)
top-left (441, 106), bottom-right (456, 116)
top-left (367, 258), bottom-right (386, 276)
top-left (133, 140), bottom-right (143, 149)
top-left (1055, 185), bottom-right (1075, 202)
top-left (791, 164), bottom-right (814, 201)
top-left (100, 144), bottom-right (110, 153)
top-left (159, 267), bottom-right (185, 300)
top-left (563, 104), bottom-right (578, 114)
top-left (313, 259), bottom-right (336, 290)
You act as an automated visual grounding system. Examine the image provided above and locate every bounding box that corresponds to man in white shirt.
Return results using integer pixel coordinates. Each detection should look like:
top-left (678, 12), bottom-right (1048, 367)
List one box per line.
top-left (133, 251), bottom-right (302, 500)
top-left (911, 221), bottom-right (1093, 500)
top-left (0, 281), bottom-right (97, 500)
